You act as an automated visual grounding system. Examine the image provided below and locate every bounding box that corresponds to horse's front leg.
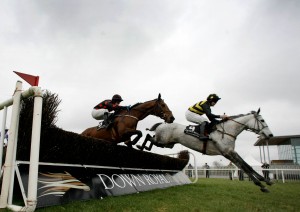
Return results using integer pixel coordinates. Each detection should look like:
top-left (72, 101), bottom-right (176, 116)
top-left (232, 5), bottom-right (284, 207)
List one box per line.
top-left (227, 151), bottom-right (273, 185)
top-left (223, 151), bottom-right (270, 193)
top-left (131, 130), bottom-right (143, 145)
top-left (124, 140), bottom-right (133, 148)
top-left (233, 152), bottom-right (273, 186)
top-left (122, 130), bottom-right (143, 146)
top-left (137, 134), bottom-right (153, 151)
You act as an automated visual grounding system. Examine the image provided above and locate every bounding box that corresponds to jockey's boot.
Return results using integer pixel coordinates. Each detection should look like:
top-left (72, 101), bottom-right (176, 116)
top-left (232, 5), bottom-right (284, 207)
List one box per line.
top-left (106, 113), bottom-right (115, 128)
top-left (199, 122), bottom-right (209, 140)
top-left (99, 112), bottom-right (110, 129)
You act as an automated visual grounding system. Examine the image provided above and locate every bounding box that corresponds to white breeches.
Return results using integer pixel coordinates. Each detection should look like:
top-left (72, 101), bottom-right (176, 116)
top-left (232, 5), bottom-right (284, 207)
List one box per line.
top-left (185, 110), bottom-right (208, 124)
top-left (92, 108), bottom-right (108, 120)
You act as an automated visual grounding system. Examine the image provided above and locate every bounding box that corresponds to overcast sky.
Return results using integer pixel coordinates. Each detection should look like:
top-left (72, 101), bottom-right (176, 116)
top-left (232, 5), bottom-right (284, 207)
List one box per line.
top-left (1, 0), bottom-right (300, 167)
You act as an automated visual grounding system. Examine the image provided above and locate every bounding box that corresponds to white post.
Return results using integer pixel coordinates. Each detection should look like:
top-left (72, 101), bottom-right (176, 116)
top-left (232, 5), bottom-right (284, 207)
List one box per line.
top-left (26, 88), bottom-right (43, 212)
top-left (281, 170), bottom-right (285, 183)
top-left (8, 117), bottom-right (20, 205)
top-left (0, 81), bottom-right (22, 208)
top-left (262, 145), bottom-right (266, 163)
top-left (259, 146), bottom-right (262, 163)
top-left (188, 152), bottom-right (198, 183)
top-left (266, 140), bottom-right (271, 164)
top-left (0, 106), bottom-right (8, 172)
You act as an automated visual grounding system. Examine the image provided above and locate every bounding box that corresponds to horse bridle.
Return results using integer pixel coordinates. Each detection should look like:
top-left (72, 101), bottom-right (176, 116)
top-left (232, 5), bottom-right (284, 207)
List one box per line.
top-left (228, 113), bottom-right (267, 134)
top-left (152, 99), bottom-right (171, 120)
top-left (217, 113), bottom-right (267, 139)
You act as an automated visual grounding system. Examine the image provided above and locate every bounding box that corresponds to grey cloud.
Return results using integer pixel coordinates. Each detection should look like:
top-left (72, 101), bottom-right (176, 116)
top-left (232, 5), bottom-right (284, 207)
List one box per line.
top-left (1, 0), bottom-right (300, 167)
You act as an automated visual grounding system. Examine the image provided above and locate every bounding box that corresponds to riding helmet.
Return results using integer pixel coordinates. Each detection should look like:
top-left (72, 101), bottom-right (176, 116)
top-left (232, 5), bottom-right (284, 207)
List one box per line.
top-left (112, 94), bottom-right (123, 102)
top-left (207, 94), bottom-right (221, 102)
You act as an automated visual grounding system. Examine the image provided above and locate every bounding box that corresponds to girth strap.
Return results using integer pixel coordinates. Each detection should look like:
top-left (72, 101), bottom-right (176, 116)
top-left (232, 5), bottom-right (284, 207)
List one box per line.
top-left (202, 141), bottom-right (208, 155)
top-left (216, 129), bottom-right (237, 139)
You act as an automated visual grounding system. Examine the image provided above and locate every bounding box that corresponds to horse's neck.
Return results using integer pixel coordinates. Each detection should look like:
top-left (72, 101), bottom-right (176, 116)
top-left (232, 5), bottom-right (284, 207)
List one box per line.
top-left (217, 114), bottom-right (253, 137)
top-left (130, 101), bottom-right (156, 120)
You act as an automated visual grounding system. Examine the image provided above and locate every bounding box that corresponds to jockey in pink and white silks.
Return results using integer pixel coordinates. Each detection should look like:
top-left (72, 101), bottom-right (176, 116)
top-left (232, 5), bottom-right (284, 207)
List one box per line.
top-left (185, 94), bottom-right (228, 140)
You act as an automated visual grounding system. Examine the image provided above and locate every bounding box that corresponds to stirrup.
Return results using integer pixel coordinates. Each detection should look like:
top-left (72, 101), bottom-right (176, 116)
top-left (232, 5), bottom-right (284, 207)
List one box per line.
top-left (96, 121), bottom-right (106, 130)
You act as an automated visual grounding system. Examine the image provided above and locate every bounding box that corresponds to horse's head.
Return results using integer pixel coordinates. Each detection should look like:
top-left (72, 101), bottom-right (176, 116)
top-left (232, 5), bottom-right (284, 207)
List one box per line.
top-left (153, 94), bottom-right (175, 123)
top-left (248, 109), bottom-right (274, 139)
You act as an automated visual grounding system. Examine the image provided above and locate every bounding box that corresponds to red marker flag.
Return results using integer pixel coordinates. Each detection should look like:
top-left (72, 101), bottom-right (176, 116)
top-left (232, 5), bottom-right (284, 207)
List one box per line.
top-left (13, 71), bottom-right (39, 86)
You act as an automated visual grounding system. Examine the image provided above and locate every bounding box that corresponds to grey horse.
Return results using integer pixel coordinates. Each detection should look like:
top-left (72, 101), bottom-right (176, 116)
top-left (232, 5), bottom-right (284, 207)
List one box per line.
top-left (138, 109), bottom-right (274, 192)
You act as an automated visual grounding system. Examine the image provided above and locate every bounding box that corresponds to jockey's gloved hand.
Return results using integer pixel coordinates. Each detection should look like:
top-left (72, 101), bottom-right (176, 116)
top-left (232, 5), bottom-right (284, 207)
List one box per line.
top-left (220, 114), bottom-right (228, 119)
top-left (118, 106), bottom-right (130, 111)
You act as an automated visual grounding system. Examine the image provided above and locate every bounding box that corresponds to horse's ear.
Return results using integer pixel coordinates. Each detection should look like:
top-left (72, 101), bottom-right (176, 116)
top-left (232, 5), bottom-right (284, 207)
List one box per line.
top-left (158, 93), bottom-right (161, 100)
top-left (257, 108), bottom-right (260, 114)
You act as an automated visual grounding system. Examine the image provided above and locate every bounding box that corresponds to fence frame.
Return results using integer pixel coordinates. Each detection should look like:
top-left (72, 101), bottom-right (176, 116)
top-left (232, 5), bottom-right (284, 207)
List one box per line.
top-left (0, 81), bottom-right (43, 211)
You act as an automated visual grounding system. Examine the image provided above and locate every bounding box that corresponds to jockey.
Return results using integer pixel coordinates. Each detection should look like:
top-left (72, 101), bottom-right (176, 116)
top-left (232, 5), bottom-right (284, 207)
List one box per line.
top-left (92, 94), bottom-right (130, 129)
top-left (185, 94), bottom-right (228, 140)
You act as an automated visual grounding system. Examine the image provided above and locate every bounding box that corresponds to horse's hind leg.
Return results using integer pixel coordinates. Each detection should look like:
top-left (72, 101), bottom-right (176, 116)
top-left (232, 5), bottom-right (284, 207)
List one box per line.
top-left (143, 135), bottom-right (165, 151)
top-left (145, 142), bottom-right (154, 151)
top-left (145, 141), bottom-right (166, 151)
top-left (137, 134), bottom-right (153, 151)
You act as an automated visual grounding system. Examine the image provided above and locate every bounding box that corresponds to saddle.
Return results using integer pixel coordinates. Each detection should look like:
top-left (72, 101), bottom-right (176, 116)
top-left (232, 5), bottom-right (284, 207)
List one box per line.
top-left (184, 125), bottom-right (209, 139)
top-left (184, 124), bottom-right (214, 155)
top-left (184, 125), bottom-right (201, 138)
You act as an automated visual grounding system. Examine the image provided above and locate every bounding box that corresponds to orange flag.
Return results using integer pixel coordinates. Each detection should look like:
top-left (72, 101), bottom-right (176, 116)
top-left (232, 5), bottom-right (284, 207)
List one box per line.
top-left (13, 71), bottom-right (39, 86)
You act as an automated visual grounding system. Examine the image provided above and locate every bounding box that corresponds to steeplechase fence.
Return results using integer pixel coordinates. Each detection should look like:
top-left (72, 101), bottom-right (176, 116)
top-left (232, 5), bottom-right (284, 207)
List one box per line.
top-left (0, 81), bottom-right (190, 211)
top-left (0, 81), bottom-right (43, 211)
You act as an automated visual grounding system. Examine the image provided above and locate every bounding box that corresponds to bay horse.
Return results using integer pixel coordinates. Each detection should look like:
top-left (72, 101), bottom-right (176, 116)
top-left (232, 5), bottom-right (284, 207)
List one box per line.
top-left (137, 109), bottom-right (274, 192)
top-left (81, 94), bottom-right (175, 147)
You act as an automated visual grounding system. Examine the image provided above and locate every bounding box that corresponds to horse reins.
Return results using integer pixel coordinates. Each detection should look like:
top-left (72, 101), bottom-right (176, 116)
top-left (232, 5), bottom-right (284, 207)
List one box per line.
top-left (152, 99), bottom-right (171, 120)
top-left (217, 114), bottom-right (266, 139)
top-left (115, 114), bottom-right (139, 120)
top-left (114, 99), bottom-right (169, 121)
top-left (231, 115), bottom-right (267, 133)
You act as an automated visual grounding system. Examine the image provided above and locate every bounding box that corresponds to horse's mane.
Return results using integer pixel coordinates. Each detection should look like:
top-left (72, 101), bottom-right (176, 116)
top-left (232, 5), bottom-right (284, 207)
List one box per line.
top-left (130, 102), bottom-right (142, 109)
top-left (130, 98), bottom-right (158, 109)
top-left (229, 111), bottom-right (256, 119)
top-left (228, 114), bottom-right (244, 119)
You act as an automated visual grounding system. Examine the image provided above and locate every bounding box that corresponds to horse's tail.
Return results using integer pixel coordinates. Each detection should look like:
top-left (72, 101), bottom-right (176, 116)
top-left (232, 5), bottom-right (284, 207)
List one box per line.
top-left (146, 122), bottom-right (163, 131)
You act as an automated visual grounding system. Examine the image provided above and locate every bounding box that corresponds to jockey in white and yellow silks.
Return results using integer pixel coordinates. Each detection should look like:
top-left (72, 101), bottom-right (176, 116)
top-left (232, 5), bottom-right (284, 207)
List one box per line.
top-left (185, 94), bottom-right (228, 140)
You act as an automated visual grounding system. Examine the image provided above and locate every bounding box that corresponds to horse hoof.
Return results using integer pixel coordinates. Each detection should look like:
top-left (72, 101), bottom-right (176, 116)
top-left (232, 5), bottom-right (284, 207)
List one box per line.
top-left (131, 141), bottom-right (137, 145)
top-left (136, 145), bottom-right (144, 151)
top-left (260, 187), bottom-right (270, 193)
top-left (266, 181), bottom-right (274, 186)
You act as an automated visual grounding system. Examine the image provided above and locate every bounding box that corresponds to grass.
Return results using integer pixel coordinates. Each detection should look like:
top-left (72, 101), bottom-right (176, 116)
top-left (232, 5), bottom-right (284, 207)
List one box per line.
top-left (5, 178), bottom-right (300, 212)
top-left (5, 179), bottom-right (300, 212)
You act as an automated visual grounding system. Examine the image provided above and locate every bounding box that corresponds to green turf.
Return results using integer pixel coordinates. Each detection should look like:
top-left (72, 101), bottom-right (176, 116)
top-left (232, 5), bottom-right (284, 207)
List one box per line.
top-left (29, 179), bottom-right (300, 212)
